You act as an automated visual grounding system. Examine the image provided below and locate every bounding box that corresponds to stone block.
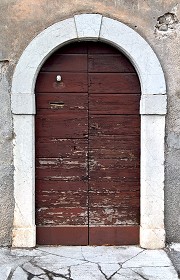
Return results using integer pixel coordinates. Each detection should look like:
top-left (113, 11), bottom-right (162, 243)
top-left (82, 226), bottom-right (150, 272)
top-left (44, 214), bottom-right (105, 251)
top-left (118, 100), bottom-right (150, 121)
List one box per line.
top-left (74, 14), bottom-right (102, 39)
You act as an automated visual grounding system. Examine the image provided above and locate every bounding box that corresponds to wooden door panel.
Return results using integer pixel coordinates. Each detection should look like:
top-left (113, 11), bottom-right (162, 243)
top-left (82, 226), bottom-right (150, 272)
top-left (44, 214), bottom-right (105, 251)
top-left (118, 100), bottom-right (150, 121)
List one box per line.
top-left (36, 180), bottom-right (88, 192)
top-left (89, 157), bottom-right (139, 170)
top-left (89, 73), bottom-right (140, 93)
top-left (88, 42), bottom-right (120, 54)
top-left (36, 138), bottom-right (88, 158)
top-left (89, 94), bottom-right (140, 114)
top-left (89, 148), bottom-right (139, 160)
top-left (89, 135), bottom-right (140, 149)
top-left (36, 72), bottom-right (88, 93)
top-left (36, 190), bottom-right (88, 208)
top-left (89, 136), bottom-right (140, 159)
top-left (36, 226), bottom-right (88, 245)
top-left (35, 41), bottom-right (140, 245)
top-left (36, 157), bottom-right (87, 181)
top-left (36, 113), bottom-right (88, 138)
top-left (41, 54), bottom-right (87, 72)
top-left (89, 168), bottom-right (140, 182)
top-left (36, 207), bottom-right (88, 225)
top-left (89, 115), bottom-right (140, 136)
top-left (89, 207), bottom-right (140, 225)
top-left (56, 42), bottom-right (88, 54)
top-left (89, 190), bottom-right (140, 208)
top-left (89, 181), bottom-right (140, 192)
top-left (89, 226), bottom-right (139, 245)
top-left (89, 158), bottom-right (139, 180)
top-left (36, 93), bottom-right (88, 111)
top-left (88, 54), bottom-right (135, 73)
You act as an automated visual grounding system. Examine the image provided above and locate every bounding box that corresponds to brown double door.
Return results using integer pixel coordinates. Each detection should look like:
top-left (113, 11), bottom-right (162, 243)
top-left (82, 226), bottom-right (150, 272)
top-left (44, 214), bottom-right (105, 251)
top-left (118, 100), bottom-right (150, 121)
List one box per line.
top-left (35, 41), bottom-right (140, 245)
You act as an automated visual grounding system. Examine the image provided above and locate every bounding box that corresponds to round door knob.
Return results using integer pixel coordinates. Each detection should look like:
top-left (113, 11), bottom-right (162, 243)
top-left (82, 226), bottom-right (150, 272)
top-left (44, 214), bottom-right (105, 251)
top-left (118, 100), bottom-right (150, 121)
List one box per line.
top-left (56, 75), bottom-right (62, 82)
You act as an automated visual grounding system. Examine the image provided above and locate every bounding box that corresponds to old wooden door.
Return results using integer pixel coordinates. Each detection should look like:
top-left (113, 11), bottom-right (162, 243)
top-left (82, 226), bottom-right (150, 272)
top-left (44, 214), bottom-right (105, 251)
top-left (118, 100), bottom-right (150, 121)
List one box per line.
top-left (35, 42), bottom-right (140, 245)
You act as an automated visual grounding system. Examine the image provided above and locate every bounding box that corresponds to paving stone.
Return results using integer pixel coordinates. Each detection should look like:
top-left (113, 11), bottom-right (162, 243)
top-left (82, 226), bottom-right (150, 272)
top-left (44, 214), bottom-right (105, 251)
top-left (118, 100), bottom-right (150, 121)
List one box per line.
top-left (11, 267), bottom-right (29, 280)
top-left (11, 248), bottom-right (47, 257)
top-left (0, 248), bottom-right (31, 277)
top-left (22, 261), bottom-right (45, 275)
top-left (0, 246), bottom-right (178, 279)
top-left (132, 266), bottom-right (179, 280)
top-left (98, 263), bottom-right (121, 278)
top-left (71, 263), bottom-right (103, 280)
top-left (33, 253), bottom-right (86, 270)
top-left (113, 268), bottom-right (144, 279)
top-left (0, 248), bottom-right (14, 265)
top-left (123, 249), bottom-right (172, 268)
top-left (17, 261), bottom-right (70, 279)
top-left (82, 246), bottom-right (143, 264)
top-left (0, 265), bottom-right (12, 280)
top-left (167, 244), bottom-right (180, 277)
top-left (36, 246), bottom-right (84, 260)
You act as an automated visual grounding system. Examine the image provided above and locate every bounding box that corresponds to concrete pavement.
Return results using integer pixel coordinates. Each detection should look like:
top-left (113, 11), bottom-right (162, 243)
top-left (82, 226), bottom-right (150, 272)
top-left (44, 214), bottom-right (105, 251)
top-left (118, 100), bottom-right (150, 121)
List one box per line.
top-left (167, 243), bottom-right (180, 278)
top-left (0, 246), bottom-right (179, 279)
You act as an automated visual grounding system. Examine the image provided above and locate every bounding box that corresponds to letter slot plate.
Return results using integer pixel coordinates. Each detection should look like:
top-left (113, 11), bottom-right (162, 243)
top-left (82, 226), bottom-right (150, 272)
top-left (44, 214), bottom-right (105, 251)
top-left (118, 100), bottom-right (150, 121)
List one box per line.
top-left (49, 101), bottom-right (65, 109)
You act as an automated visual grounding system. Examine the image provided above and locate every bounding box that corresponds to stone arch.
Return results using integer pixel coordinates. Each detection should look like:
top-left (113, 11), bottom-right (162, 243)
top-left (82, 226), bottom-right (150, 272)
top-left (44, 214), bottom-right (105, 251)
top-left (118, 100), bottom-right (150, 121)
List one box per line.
top-left (11, 14), bottom-right (167, 249)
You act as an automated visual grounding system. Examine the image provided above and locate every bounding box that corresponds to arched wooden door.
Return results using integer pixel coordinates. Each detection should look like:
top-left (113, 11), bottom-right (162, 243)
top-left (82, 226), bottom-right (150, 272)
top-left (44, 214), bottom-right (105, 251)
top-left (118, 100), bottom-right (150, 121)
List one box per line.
top-left (35, 41), bottom-right (140, 245)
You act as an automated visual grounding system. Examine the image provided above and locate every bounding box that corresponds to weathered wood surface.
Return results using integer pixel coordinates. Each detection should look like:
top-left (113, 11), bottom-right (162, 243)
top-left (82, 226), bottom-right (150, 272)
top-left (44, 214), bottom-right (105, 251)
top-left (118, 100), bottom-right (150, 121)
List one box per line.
top-left (89, 226), bottom-right (139, 245)
top-left (36, 180), bottom-right (88, 192)
top-left (89, 207), bottom-right (140, 225)
top-left (41, 54), bottom-right (88, 72)
top-left (36, 138), bottom-right (88, 158)
top-left (55, 42), bottom-right (88, 54)
top-left (36, 112), bottom-right (88, 138)
top-left (36, 207), bottom-right (88, 225)
top-left (36, 157), bottom-right (87, 181)
top-left (89, 135), bottom-right (140, 159)
top-left (36, 190), bottom-right (88, 208)
top-left (35, 41), bottom-right (141, 245)
top-left (88, 42), bottom-right (124, 54)
top-left (88, 54), bottom-right (136, 73)
top-left (89, 181), bottom-right (140, 191)
top-left (89, 94), bottom-right (140, 114)
top-left (89, 73), bottom-right (140, 93)
top-left (36, 93), bottom-right (88, 111)
top-left (89, 115), bottom-right (140, 136)
top-left (36, 72), bottom-right (88, 93)
top-left (36, 226), bottom-right (88, 245)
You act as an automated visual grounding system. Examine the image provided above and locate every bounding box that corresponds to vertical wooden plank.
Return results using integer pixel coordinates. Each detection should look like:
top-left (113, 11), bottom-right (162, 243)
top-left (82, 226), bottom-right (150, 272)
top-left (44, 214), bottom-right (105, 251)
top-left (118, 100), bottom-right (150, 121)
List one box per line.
top-left (35, 42), bottom-right (89, 245)
top-left (88, 41), bottom-right (140, 245)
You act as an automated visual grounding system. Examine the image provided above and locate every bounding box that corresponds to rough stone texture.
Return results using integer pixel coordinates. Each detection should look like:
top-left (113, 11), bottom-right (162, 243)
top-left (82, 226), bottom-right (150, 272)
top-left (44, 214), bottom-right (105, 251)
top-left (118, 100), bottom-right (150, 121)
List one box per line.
top-left (75, 14), bottom-right (102, 38)
top-left (140, 95), bottom-right (167, 115)
top-left (0, 0), bottom-right (180, 245)
top-left (0, 61), bottom-right (14, 246)
top-left (167, 243), bottom-right (180, 278)
top-left (0, 246), bottom-right (178, 279)
top-left (11, 93), bottom-right (35, 114)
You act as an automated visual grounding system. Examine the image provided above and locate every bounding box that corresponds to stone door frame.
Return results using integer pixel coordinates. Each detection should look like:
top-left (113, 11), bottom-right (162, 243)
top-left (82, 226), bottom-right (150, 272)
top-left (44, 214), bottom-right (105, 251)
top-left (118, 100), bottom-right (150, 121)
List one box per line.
top-left (11, 14), bottom-right (167, 249)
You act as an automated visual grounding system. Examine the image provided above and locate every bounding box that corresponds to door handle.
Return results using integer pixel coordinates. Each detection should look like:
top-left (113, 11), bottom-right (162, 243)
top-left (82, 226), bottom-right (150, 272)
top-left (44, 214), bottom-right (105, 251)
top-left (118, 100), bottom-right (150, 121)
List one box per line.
top-left (56, 75), bottom-right (62, 82)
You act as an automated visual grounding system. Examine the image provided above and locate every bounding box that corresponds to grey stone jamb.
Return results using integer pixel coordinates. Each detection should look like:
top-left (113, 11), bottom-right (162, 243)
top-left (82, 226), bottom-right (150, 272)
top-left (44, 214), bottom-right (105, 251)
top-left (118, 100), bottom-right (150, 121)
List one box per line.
top-left (11, 14), bottom-right (167, 249)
